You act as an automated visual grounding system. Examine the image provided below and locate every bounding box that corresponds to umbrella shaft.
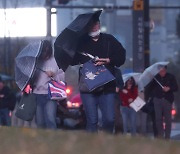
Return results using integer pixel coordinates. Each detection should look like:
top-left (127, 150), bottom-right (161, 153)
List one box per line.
top-left (154, 77), bottom-right (164, 88)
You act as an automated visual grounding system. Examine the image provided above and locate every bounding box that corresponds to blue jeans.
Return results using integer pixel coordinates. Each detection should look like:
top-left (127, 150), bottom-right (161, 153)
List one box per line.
top-left (80, 93), bottom-right (115, 133)
top-left (0, 108), bottom-right (11, 126)
top-left (120, 106), bottom-right (137, 135)
top-left (35, 94), bottom-right (57, 129)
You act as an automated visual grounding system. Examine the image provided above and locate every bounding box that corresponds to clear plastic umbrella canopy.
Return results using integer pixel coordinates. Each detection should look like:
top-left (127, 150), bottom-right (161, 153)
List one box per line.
top-left (138, 61), bottom-right (169, 91)
top-left (15, 41), bottom-right (43, 91)
top-left (122, 72), bottom-right (142, 85)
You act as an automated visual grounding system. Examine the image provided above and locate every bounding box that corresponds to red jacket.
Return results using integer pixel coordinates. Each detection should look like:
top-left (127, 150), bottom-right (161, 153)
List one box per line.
top-left (119, 87), bottom-right (138, 107)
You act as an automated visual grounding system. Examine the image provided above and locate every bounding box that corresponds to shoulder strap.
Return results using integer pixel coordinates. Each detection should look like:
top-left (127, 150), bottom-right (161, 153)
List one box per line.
top-left (37, 68), bottom-right (54, 80)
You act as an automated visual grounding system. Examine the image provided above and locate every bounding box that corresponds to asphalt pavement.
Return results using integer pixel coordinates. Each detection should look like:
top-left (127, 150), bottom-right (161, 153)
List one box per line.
top-left (171, 122), bottom-right (180, 140)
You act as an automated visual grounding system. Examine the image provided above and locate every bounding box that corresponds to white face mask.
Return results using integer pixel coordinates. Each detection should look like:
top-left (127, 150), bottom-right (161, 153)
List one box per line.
top-left (88, 29), bottom-right (101, 37)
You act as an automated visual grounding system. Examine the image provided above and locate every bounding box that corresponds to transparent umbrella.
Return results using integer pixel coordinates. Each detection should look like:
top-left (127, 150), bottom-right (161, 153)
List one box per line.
top-left (15, 41), bottom-right (44, 91)
top-left (138, 61), bottom-right (169, 91)
top-left (122, 72), bottom-right (142, 85)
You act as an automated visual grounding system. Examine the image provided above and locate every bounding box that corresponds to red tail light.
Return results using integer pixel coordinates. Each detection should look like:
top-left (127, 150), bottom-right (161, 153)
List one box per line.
top-left (66, 88), bottom-right (71, 95)
top-left (172, 109), bottom-right (176, 116)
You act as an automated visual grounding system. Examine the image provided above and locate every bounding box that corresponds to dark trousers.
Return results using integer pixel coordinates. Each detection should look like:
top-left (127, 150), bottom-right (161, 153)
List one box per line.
top-left (0, 108), bottom-right (11, 126)
top-left (80, 92), bottom-right (115, 133)
top-left (114, 94), bottom-right (123, 134)
top-left (150, 111), bottom-right (158, 137)
top-left (153, 98), bottom-right (172, 139)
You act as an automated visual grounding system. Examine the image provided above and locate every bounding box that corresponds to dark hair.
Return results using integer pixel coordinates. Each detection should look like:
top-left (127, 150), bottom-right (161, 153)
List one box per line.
top-left (39, 40), bottom-right (52, 60)
top-left (158, 65), bottom-right (167, 70)
top-left (124, 77), bottom-right (136, 93)
top-left (0, 76), bottom-right (2, 82)
top-left (88, 18), bottom-right (100, 31)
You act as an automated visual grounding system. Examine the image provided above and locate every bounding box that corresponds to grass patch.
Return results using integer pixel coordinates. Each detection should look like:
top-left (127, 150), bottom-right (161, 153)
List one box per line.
top-left (0, 126), bottom-right (180, 154)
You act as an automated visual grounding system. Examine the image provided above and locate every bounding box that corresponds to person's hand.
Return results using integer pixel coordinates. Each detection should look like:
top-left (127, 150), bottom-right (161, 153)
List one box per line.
top-left (46, 71), bottom-right (54, 77)
top-left (116, 87), bottom-right (120, 93)
top-left (94, 58), bottom-right (110, 66)
top-left (163, 86), bottom-right (170, 92)
top-left (24, 84), bottom-right (32, 94)
top-left (122, 89), bottom-right (128, 94)
top-left (128, 98), bottom-right (133, 103)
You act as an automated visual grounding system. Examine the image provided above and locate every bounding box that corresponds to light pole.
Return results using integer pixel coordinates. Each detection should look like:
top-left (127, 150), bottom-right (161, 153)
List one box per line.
top-left (45, 0), bottom-right (52, 41)
top-left (132, 0), bottom-right (150, 72)
top-left (144, 0), bottom-right (150, 69)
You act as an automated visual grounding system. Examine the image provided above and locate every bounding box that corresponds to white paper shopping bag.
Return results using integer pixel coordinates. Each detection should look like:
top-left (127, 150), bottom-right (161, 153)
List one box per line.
top-left (129, 96), bottom-right (146, 112)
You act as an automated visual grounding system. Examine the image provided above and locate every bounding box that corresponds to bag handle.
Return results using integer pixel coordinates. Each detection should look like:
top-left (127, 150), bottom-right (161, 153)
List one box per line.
top-left (37, 68), bottom-right (54, 80)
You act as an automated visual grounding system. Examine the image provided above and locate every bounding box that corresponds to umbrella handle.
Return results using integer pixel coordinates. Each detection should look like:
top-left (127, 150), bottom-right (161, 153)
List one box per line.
top-left (154, 77), bottom-right (164, 88)
top-left (81, 53), bottom-right (95, 59)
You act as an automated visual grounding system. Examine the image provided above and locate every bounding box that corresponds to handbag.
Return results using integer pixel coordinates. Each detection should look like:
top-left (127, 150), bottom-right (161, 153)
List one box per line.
top-left (79, 70), bottom-right (104, 93)
top-left (129, 96), bottom-right (146, 112)
top-left (37, 68), bottom-right (67, 100)
top-left (79, 71), bottom-right (90, 92)
top-left (141, 97), bottom-right (154, 114)
top-left (79, 59), bottom-right (115, 92)
top-left (15, 93), bottom-right (37, 121)
top-left (48, 80), bottom-right (67, 100)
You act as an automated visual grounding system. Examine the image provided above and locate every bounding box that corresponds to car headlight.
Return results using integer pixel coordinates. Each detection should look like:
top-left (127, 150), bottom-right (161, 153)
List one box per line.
top-left (67, 101), bottom-right (80, 108)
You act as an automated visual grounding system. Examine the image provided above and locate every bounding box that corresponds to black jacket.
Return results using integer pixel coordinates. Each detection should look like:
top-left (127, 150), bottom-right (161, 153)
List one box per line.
top-left (0, 86), bottom-right (16, 111)
top-left (72, 33), bottom-right (126, 93)
top-left (148, 73), bottom-right (178, 103)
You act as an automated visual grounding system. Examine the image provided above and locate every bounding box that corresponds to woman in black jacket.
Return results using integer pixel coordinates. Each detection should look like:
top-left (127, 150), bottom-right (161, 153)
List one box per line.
top-left (72, 19), bottom-right (126, 133)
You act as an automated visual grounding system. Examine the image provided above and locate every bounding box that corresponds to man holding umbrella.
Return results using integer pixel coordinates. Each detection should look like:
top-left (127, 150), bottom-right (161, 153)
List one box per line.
top-left (148, 66), bottom-right (178, 139)
top-left (70, 12), bottom-right (126, 133)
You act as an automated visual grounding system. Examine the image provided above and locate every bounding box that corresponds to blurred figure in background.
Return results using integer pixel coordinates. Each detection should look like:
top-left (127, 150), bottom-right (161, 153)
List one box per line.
top-left (149, 66), bottom-right (178, 139)
top-left (0, 77), bottom-right (16, 126)
top-left (119, 77), bottom-right (138, 136)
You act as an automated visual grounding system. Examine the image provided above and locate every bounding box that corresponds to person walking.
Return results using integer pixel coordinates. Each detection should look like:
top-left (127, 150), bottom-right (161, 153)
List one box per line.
top-left (150, 66), bottom-right (178, 139)
top-left (0, 77), bottom-right (16, 126)
top-left (119, 77), bottom-right (138, 136)
top-left (25, 40), bottom-right (65, 129)
top-left (72, 18), bottom-right (126, 133)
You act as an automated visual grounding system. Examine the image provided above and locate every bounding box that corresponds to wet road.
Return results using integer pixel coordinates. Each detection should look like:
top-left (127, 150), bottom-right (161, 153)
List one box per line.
top-left (171, 122), bottom-right (180, 140)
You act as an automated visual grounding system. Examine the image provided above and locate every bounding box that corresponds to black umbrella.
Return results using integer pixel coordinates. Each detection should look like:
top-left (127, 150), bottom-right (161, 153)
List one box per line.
top-left (15, 41), bottom-right (44, 91)
top-left (54, 10), bottom-right (102, 71)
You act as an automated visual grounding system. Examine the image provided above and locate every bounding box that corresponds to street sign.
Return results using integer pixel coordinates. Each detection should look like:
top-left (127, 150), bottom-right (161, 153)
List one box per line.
top-left (133, 0), bottom-right (144, 11)
top-left (133, 0), bottom-right (145, 72)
